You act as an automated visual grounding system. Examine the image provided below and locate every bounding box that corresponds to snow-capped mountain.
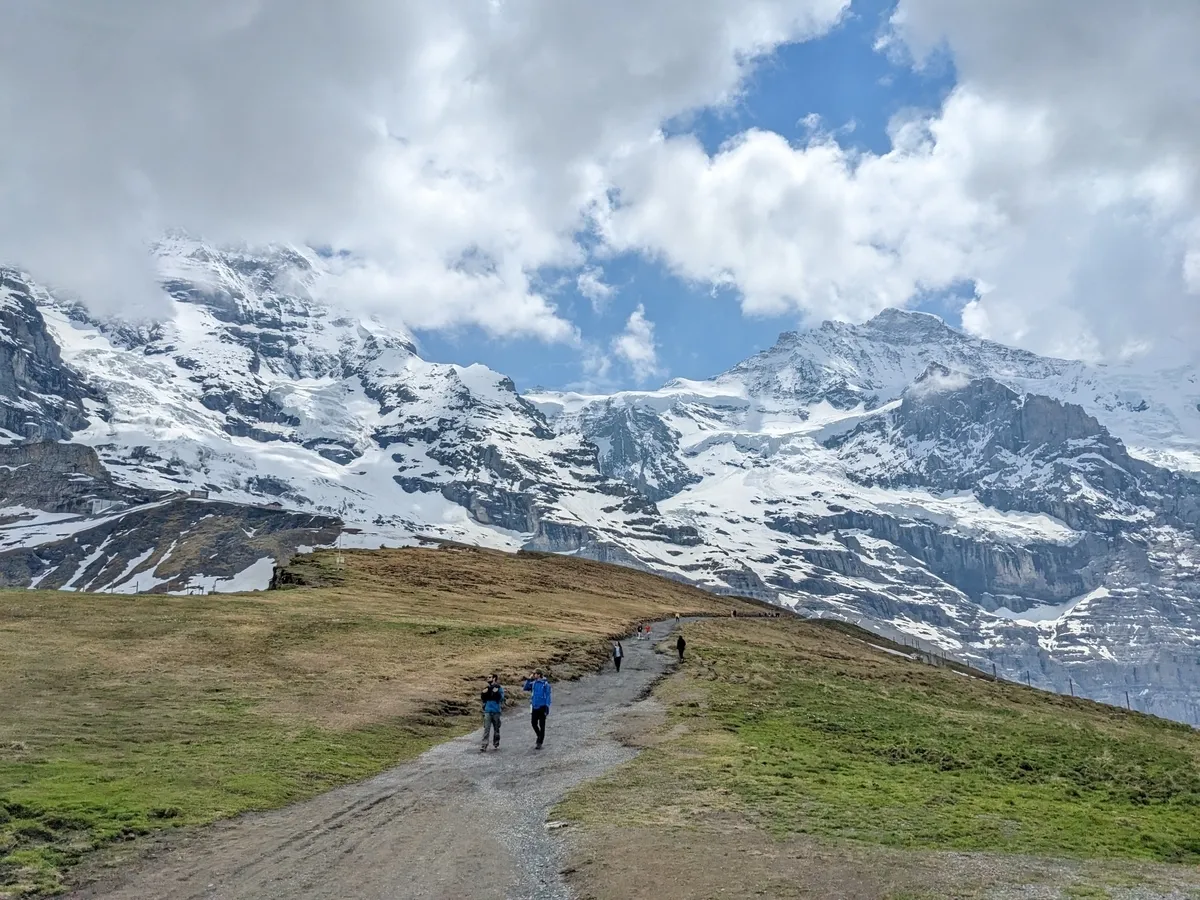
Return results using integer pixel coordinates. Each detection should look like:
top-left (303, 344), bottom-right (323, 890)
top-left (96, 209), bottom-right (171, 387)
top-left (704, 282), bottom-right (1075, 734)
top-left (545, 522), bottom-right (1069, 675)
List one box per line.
top-left (3, 239), bottom-right (1200, 723)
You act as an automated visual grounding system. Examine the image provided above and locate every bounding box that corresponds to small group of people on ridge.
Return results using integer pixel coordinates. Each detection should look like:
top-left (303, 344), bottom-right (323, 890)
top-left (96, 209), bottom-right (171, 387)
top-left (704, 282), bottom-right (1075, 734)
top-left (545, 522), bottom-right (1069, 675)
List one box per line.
top-left (479, 623), bottom-right (687, 751)
top-left (479, 669), bottom-right (551, 752)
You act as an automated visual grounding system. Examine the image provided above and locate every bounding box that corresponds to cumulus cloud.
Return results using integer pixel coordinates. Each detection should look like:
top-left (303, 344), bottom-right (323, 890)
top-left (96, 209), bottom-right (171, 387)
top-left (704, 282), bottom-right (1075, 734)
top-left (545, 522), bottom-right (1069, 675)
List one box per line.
top-left (576, 266), bottom-right (616, 311)
top-left (0, 0), bottom-right (847, 336)
top-left (599, 92), bottom-right (1010, 324)
top-left (599, 1), bottom-right (1200, 365)
top-left (611, 304), bottom-right (662, 382)
top-left (892, 0), bottom-right (1200, 364)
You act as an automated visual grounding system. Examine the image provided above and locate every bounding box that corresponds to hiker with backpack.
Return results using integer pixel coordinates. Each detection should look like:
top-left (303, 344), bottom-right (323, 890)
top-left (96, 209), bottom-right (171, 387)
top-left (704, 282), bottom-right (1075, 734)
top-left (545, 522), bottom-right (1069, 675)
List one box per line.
top-left (480, 673), bottom-right (504, 752)
top-left (676, 634), bottom-right (686, 662)
top-left (522, 669), bottom-right (552, 750)
top-left (613, 640), bottom-right (624, 672)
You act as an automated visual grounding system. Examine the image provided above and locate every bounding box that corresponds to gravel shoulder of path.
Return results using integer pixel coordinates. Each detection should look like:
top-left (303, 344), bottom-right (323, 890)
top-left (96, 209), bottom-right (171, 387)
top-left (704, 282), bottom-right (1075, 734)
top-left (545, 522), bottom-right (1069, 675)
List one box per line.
top-left (69, 618), bottom-right (688, 900)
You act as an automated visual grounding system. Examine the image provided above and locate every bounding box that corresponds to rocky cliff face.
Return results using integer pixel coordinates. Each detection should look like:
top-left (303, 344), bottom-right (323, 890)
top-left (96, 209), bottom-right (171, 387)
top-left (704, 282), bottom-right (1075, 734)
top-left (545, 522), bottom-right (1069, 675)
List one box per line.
top-left (0, 269), bottom-right (100, 442)
top-left (3, 239), bottom-right (1199, 723)
top-left (0, 442), bottom-right (153, 517)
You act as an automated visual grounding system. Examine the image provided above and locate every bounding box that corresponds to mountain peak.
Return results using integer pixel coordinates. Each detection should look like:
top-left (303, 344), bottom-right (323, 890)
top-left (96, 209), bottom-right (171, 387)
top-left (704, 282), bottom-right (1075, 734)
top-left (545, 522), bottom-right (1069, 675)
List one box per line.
top-left (863, 307), bottom-right (954, 338)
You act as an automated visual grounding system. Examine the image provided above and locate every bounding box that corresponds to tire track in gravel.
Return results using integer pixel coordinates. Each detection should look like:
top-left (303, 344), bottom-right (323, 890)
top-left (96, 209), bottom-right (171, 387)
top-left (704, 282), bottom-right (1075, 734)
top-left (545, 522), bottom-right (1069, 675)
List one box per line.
top-left (70, 618), bottom-right (688, 900)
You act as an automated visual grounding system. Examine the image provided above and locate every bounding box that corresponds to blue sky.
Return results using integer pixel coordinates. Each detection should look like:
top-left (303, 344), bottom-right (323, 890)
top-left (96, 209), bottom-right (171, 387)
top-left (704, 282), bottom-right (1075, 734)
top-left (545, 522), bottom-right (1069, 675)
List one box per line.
top-left (419, 0), bottom-right (957, 393)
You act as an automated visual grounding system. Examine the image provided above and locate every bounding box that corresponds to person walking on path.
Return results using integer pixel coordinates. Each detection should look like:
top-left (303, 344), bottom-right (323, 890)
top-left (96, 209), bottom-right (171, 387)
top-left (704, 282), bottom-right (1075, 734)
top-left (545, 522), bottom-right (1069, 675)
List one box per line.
top-left (480, 674), bottom-right (505, 751)
top-left (613, 641), bottom-right (624, 672)
top-left (676, 634), bottom-right (686, 662)
top-left (523, 669), bottom-right (552, 749)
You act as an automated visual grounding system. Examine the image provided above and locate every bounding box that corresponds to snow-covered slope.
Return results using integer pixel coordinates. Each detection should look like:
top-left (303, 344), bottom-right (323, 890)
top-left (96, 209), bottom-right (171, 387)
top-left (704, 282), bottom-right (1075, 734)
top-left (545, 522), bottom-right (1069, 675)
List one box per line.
top-left (3, 238), bottom-right (1200, 723)
top-left (1, 238), bottom-right (696, 587)
top-left (530, 313), bottom-right (1200, 724)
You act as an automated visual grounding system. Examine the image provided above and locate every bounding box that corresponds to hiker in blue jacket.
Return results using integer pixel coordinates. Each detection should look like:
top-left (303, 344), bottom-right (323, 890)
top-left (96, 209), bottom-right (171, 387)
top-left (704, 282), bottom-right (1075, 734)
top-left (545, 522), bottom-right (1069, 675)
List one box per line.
top-left (522, 669), bottom-right (552, 750)
top-left (480, 673), bottom-right (504, 751)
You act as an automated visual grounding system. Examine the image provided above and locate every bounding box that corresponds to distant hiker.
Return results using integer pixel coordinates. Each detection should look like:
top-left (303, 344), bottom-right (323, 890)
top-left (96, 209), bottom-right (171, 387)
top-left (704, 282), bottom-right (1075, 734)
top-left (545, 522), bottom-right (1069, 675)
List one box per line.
top-left (613, 641), bottom-right (624, 673)
top-left (523, 669), bottom-right (552, 750)
top-left (676, 634), bottom-right (686, 662)
top-left (675, 612), bottom-right (680, 623)
top-left (480, 674), bottom-right (504, 751)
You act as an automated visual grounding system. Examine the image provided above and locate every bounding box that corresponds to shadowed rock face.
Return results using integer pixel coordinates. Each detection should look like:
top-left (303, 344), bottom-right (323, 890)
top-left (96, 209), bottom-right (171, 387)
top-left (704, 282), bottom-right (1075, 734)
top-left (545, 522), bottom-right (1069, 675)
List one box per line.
top-left (810, 366), bottom-right (1200, 723)
top-left (0, 270), bottom-right (100, 441)
top-left (577, 400), bottom-right (700, 502)
top-left (828, 365), bottom-right (1200, 536)
top-left (0, 442), bottom-right (153, 516)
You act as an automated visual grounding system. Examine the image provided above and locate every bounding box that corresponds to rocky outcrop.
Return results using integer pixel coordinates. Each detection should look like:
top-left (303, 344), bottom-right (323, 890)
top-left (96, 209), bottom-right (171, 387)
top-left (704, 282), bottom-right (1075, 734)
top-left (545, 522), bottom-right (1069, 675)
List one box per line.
top-left (0, 270), bottom-right (100, 441)
top-left (0, 442), bottom-right (154, 515)
top-left (577, 400), bottom-right (700, 501)
top-left (828, 366), bottom-right (1200, 537)
top-left (0, 498), bottom-right (341, 592)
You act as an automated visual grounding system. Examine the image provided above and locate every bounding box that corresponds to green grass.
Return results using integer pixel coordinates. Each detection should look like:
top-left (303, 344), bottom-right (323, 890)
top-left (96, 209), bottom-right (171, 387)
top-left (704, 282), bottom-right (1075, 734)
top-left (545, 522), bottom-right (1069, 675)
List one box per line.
top-left (560, 619), bottom-right (1200, 866)
top-left (0, 545), bottom-right (754, 896)
top-left (0, 681), bottom-right (451, 896)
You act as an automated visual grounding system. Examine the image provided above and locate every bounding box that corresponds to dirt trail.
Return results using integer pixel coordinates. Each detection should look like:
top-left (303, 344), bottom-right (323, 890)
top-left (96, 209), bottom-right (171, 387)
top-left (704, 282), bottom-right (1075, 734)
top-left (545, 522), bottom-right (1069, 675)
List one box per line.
top-left (71, 619), bottom-right (685, 900)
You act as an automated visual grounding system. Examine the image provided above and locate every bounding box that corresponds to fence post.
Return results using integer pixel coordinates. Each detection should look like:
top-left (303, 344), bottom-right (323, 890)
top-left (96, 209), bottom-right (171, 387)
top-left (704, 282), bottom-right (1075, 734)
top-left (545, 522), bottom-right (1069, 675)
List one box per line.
top-left (1125, 690), bottom-right (1131, 711)
top-left (1025, 671), bottom-right (1031, 687)
top-left (992, 663), bottom-right (997, 679)
top-left (1069, 677), bottom-right (1074, 698)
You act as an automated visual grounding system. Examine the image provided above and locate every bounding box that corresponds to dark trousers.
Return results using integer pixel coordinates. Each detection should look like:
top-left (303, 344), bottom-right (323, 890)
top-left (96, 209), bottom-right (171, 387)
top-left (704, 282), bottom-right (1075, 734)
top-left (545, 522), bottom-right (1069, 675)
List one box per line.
top-left (614, 656), bottom-right (622, 672)
top-left (677, 647), bottom-right (684, 661)
top-left (531, 705), bottom-right (548, 746)
top-left (482, 712), bottom-right (501, 746)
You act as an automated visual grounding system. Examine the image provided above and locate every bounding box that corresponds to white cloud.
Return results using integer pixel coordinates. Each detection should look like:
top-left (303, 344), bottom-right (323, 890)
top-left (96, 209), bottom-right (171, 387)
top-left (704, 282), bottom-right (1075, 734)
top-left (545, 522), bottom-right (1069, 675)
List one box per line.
top-left (0, 0), bottom-right (848, 338)
top-left (611, 304), bottom-right (662, 382)
top-left (581, 343), bottom-right (614, 381)
top-left (576, 266), bottom-right (616, 311)
top-left (600, 91), bottom-right (1009, 325)
top-left (11, 1), bottom-right (1192, 369)
top-left (598, 2), bottom-right (1200, 365)
top-left (891, 0), bottom-right (1200, 364)
top-left (908, 367), bottom-right (971, 398)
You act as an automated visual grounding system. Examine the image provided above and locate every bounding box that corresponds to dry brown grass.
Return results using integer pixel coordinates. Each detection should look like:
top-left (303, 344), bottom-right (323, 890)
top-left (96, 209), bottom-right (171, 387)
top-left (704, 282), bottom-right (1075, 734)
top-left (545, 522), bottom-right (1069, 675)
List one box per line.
top-left (3, 545), bottom-right (755, 733)
top-left (0, 545), bottom-right (759, 895)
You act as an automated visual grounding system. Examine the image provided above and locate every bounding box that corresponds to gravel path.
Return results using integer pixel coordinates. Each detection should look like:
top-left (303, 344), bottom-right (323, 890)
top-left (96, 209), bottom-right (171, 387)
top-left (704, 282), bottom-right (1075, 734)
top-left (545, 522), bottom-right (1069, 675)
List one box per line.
top-left (71, 619), bottom-right (685, 900)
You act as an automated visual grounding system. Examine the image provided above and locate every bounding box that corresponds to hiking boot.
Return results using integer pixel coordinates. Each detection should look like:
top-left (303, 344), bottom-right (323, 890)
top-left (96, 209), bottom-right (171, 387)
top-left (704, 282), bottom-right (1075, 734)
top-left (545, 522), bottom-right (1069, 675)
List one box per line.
top-left (480, 743), bottom-right (488, 752)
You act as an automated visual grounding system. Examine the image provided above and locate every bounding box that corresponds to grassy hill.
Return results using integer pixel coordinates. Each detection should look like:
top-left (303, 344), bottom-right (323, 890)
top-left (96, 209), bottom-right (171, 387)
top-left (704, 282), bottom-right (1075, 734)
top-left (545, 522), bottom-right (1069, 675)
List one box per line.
top-left (2, 546), bottom-right (1198, 898)
top-left (0, 545), bottom-right (756, 896)
top-left (557, 618), bottom-right (1200, 899)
